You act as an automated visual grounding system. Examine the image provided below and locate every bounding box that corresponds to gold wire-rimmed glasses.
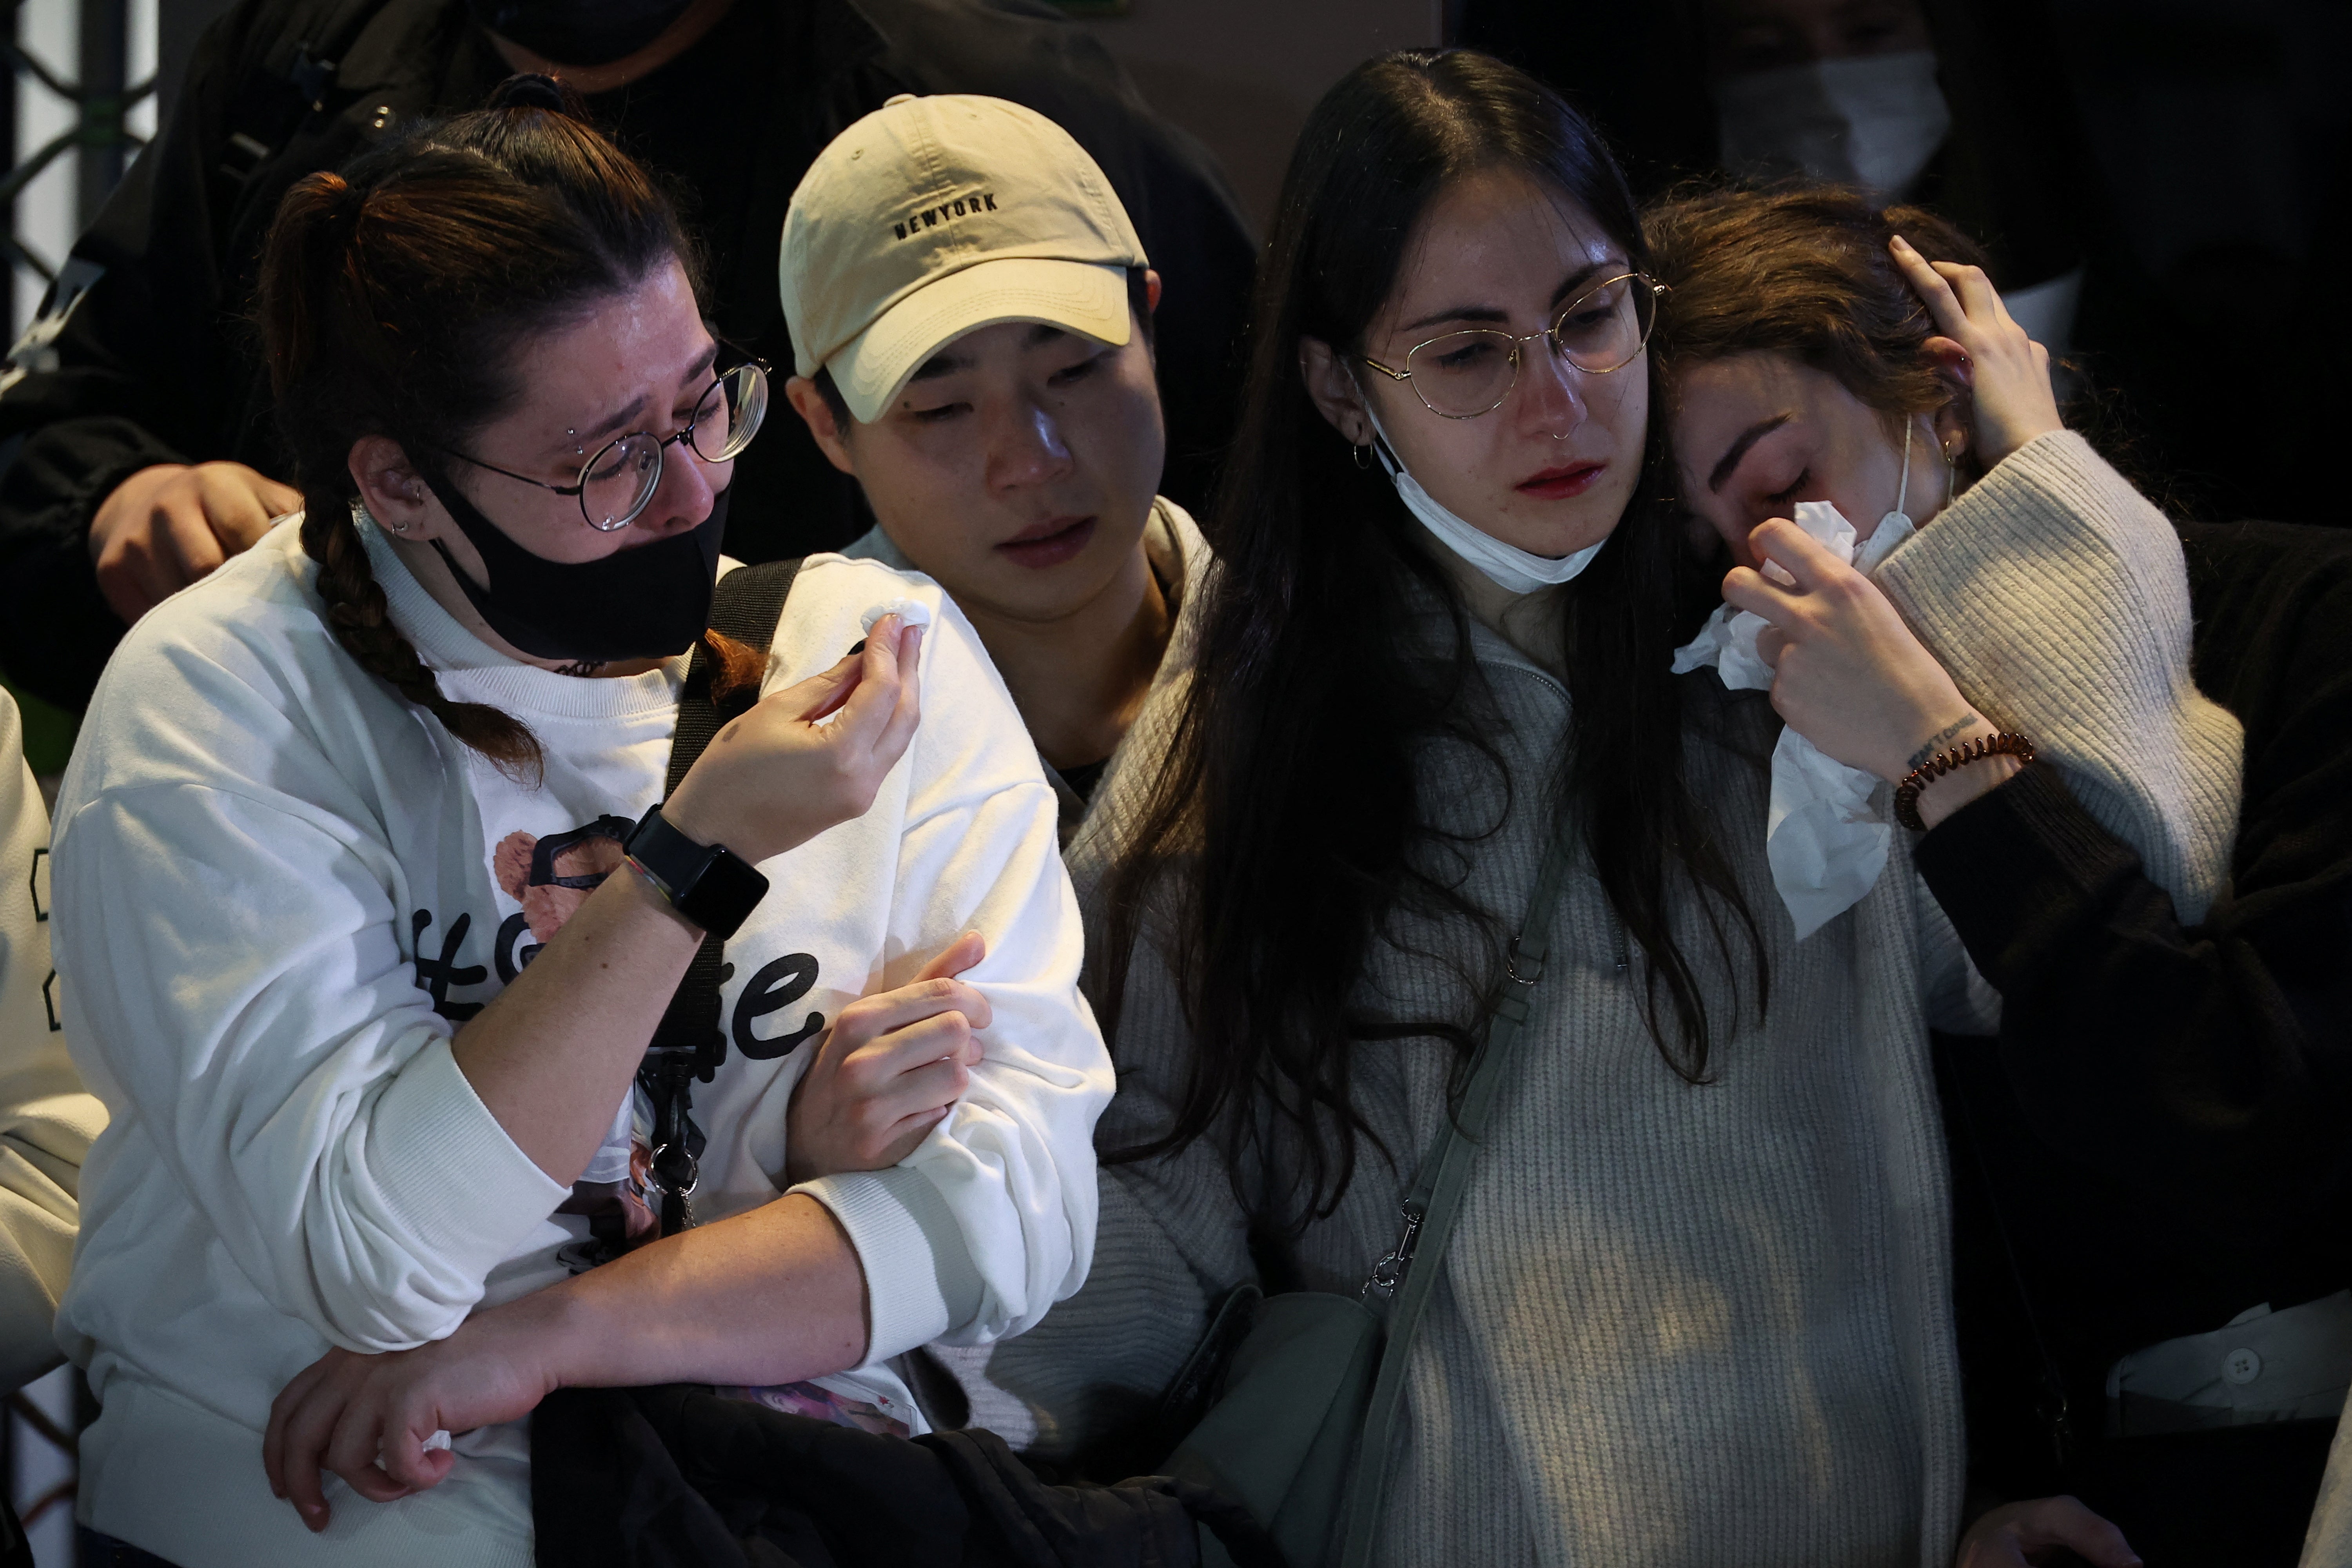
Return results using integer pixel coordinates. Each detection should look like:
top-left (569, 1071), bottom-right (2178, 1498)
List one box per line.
top-left (1359, 273), bottom-right (1668, 419)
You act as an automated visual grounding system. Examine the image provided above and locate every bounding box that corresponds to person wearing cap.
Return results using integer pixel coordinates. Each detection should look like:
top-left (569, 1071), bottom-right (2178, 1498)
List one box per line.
top-left (0, 0), bottom-right (1256, 722)
top-left (779, 92), bottom-right (1203, 848)
top-left (242, 103), bottom-right (1204, 1537)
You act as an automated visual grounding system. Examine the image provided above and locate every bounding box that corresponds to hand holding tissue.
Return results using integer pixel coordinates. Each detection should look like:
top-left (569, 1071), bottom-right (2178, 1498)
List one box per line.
top-left (1673, 500), bottom-right (1918, 939)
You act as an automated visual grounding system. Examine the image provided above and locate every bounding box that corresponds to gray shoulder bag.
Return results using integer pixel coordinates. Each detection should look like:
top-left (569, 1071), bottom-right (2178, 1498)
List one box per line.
top-left (1163, 815), bottom-right (1579, 1568)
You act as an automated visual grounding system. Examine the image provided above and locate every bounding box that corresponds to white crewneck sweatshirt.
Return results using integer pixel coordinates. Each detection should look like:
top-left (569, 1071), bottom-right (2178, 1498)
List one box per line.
top-left (49, 516), bottom-right (1111, 1566)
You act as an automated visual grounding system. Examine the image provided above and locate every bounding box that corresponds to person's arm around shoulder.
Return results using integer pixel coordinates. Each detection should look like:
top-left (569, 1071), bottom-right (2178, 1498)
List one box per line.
top-left (1871, 238), bottom-right (2242, 923)
top-left (0, 0), bottom-right (309, 705)
top-left (1908, 533), bottom-right (2352, 1225)
top-left (779, 570), bottom-right (1115, 1356)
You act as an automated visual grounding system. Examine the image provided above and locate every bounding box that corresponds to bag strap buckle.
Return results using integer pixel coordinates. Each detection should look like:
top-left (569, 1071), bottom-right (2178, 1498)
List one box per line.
top-left (1361, 1200), bottom-right (1425, 1304)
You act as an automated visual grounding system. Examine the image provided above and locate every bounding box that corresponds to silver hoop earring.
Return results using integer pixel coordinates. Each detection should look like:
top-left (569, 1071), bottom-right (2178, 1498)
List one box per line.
top-left (1352, 441), bottom-right (1372, 470)
top-left (389, 517), bottom-right (411, 534)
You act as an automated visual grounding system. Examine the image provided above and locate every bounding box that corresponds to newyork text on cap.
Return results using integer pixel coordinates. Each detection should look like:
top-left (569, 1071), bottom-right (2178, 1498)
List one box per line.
top-left (779, 93), bottom-right (1150, 424)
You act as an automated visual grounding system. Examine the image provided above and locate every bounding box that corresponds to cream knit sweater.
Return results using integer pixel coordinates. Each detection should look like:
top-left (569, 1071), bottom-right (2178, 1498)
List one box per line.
top-left (969, 432), bottom-right (2242, 1568)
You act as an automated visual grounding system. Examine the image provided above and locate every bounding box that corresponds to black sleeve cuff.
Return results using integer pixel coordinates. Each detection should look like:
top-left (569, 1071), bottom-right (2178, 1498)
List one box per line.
top-left (1910, 760), bottom-right (2156, 989)
top-left (0, 415), bottom-right (187, 709)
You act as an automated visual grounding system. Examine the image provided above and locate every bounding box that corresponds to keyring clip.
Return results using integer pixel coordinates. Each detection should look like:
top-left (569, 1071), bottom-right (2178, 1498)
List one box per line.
top-left (646, 1141), bottom-right (699, 1201)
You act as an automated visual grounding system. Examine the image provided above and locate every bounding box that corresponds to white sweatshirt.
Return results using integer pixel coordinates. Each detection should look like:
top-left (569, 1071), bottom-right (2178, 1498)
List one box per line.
top-left (0, 693), bottom-right (104, 1393)
top-left (49, 517), bottom-right (1111, 1566)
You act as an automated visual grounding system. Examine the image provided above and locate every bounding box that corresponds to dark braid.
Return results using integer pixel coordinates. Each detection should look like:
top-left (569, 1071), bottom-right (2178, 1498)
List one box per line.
top-left (299, 499), bottom-right (544, 779)
top-left (256, 75), bottom-right (706, 776)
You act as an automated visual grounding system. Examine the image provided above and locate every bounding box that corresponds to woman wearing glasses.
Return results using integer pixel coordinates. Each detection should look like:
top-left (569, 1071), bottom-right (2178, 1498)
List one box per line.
top-left (47, 78), bottom-right (1110, 1565)
top-left (963, 50), bottom-right (2230, 1568)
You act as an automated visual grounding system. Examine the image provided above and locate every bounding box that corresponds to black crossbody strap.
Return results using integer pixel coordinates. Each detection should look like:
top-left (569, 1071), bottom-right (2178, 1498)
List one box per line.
top-left (1339, 813), bottom-right (1581, 1568)
top-left (640, 559), bottom-right (802, 1236)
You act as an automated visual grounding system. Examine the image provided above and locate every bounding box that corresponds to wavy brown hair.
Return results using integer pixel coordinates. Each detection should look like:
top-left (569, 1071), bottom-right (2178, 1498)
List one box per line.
top-left (256, 75), bottom-right (758, 780)
top-left (1642, 182), bottom-right (1991, 479)
top-left (1101, 51), bottom-right (1762, 1227)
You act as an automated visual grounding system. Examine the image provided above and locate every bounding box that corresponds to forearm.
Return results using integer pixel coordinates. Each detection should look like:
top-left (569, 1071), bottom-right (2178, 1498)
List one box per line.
top-left (451, 866), bottom-right (703, 1183)
top-left (1878, 430), bottom-right (2242, 920)
top-left (1917, 764), bottom-right (2348, 1216)
top-left (509, 1192), bottom-right (868, 1390)
top-left (1904, 709), bottom-right (2024, 829)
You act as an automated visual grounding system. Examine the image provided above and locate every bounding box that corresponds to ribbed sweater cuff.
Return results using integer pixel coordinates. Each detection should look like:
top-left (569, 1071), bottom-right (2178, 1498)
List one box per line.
top-left (1875, 428), bottom-right (2241, 923)
top-left (1912, 762), bottom-right (2140, 979)
top-left (795, 1163), bottom-right (984, 1362)
top-left (372, 1038), bottom-right (568, 1283)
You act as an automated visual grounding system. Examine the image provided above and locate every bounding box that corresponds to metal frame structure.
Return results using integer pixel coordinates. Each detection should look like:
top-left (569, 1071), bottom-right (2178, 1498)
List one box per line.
top-left (5, 0), bottom-right (153, 336)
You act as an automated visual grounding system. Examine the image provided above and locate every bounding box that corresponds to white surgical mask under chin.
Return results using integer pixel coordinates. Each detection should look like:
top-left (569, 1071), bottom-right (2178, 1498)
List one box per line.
top-left (1362, 401), bottom-right (1606, 596)
top-left (1712, 50), bottom-right (1953, 198)
top-left (1856, 418), bottom-right (1921, 572)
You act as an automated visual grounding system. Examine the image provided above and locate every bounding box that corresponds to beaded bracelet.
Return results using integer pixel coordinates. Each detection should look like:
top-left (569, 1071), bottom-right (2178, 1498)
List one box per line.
top-left (1893, 731), bottom-right (2036, 831)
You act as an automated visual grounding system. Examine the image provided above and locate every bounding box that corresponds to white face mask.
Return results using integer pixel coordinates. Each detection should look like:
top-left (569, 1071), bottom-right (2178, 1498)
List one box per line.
top-left (1362, 400), bottom-right (1606, 596)
top-left (1712, 50), bottom-right (1953, 198)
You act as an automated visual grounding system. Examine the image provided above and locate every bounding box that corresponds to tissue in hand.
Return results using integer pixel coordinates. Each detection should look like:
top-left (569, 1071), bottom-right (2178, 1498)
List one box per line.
top-left (860, 597), bottom-right (933, 634)
top-left (1671, 500), bottom-right (1916, 940)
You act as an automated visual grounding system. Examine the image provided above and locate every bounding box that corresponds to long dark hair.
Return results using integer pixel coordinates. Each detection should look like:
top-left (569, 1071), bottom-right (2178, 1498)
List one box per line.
top-left (1102, 50), bottom-right (1764, 1225)
top-left (255, 76), bottom-right (756, 780)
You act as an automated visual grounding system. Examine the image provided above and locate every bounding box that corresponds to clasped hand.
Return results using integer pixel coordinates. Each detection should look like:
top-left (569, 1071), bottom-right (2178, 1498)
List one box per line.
top-left (262, 924), bottom-right (990, 1531)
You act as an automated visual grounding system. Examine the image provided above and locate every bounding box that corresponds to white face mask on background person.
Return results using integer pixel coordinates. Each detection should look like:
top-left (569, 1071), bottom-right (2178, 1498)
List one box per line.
top-left (1363, 399), bottom-right (1606, 596)
top-left (1712, 49), bottom-right (1954, 198)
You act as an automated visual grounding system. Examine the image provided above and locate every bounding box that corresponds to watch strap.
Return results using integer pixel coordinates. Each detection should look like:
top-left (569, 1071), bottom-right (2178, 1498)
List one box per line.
top-left (624, 804), bottom-right (769, 942)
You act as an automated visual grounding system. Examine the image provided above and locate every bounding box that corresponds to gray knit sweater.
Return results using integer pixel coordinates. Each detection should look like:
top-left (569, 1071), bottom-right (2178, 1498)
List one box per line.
top-left (959, 432), bottom-right (2243, 1568)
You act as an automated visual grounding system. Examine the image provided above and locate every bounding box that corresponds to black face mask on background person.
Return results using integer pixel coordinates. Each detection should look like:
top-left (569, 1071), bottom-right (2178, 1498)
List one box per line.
top-left (421, 471), bottom-right (727, 663)
top-left (466, 0), bottom-right (697, 66)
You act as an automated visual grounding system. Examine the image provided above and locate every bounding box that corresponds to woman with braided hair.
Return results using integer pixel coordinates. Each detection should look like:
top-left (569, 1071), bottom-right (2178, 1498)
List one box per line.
top-left (46, 77), bottom-right (1111, 1565)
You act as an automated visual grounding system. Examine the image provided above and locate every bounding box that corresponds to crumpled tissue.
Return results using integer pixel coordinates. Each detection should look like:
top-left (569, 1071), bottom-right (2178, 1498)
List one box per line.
top-left (860, 597), bottom-right (933, 634)
top-left (1671, 500), bottom-right (1917, 940)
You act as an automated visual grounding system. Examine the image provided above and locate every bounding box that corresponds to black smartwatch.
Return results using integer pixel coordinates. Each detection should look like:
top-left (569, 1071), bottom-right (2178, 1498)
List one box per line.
top-left (621, 804), bottom-right (769, 940)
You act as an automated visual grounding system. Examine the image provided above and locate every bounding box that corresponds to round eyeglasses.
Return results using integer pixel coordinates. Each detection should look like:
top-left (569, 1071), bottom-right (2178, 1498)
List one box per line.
top-left (442, 350), bottom-right (771, 532)
top-left (1359, 273), bottom-right (1668, 419)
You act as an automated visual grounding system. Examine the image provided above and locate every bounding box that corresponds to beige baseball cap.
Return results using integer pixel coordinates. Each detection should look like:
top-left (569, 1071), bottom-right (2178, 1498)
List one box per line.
top-left (779, 93), bottom-right (1150, 425)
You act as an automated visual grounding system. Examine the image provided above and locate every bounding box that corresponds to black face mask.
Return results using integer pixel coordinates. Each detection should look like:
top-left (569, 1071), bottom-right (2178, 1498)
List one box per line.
top-left (466, 0), bottom-right (696, 65)
top-left (423, 472), bottom-right (725, 663)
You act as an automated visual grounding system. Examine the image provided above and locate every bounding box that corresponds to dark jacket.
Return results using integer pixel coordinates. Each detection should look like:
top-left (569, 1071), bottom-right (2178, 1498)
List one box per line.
top-left (1919, 519), bottom-right (2352, 1564)
top-left (529, 1383), bottom-right (1276, 1568)
top-left (0, 0), bottom-right (1257, 710)
top-left (1456, 0), bottom-right (2094, 292)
